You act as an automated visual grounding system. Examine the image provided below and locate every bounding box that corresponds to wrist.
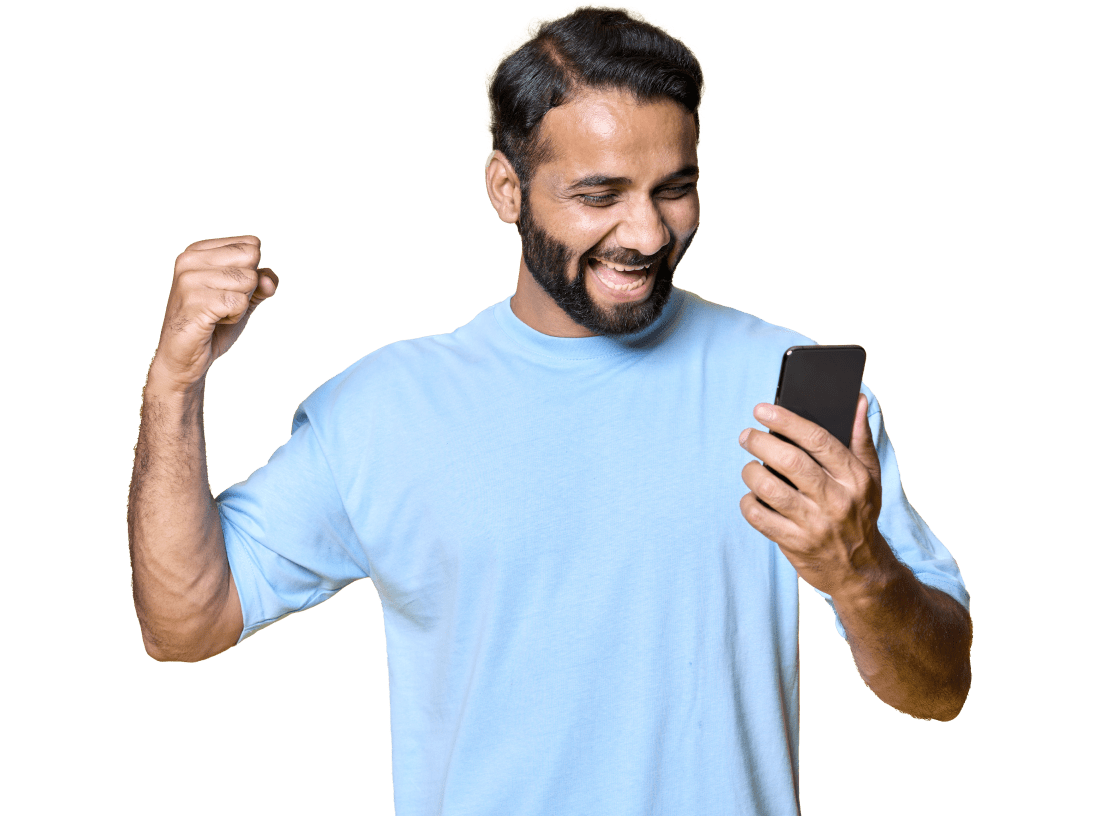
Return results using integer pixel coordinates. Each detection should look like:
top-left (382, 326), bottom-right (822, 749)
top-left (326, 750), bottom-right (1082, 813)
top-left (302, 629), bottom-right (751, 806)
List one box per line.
top-left (832, 529), bottom-right (907, 611)
top-left (146, 357), bottom-right (207, 401)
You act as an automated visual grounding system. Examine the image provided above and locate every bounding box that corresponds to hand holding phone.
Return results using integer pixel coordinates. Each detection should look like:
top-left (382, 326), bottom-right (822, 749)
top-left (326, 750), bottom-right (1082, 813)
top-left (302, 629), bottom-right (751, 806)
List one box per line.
top-left (739, 345), bottom-right (888, 599)
top-left (765, 344), bottom-right (866, 493)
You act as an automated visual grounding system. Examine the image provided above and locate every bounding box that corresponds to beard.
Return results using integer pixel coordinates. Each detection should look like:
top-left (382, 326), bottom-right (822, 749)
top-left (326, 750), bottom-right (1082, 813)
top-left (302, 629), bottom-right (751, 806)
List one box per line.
top-left (517, 201), bottom-right (694, 336)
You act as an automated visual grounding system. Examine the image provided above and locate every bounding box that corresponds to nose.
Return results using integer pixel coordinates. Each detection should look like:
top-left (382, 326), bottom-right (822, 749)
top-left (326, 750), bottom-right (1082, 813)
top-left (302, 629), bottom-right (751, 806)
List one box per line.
top-left (615, 196), bottom-right (671, 258)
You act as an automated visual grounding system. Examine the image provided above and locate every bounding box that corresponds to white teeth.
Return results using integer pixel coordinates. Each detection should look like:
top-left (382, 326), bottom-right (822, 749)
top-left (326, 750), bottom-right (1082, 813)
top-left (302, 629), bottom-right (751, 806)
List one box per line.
top-left (593, 264), bottom-right (649, 291)
top-left (596, 259), bottom-right (652, 272)
top-left (601, 272), bottom-right (647, 291)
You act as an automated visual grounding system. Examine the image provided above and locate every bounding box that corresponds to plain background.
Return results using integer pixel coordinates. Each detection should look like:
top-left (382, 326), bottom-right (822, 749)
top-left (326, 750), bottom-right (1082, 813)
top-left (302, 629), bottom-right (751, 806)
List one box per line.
top-left (3, 1), bottom-right (1095, 812)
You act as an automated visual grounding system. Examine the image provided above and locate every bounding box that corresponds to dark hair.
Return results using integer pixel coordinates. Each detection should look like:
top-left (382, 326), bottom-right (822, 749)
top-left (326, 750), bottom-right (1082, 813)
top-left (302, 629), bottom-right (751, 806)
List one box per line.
top-left (489, 7), bottom-right (704, 191)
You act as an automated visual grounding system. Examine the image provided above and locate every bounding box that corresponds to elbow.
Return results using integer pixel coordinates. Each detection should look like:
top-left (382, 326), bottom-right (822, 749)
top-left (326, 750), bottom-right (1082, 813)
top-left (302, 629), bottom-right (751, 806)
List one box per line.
top-left (140, 625), bottom-right (234, 663)
top-left (924, 598), bottom-right (974, 721)
top-left (142, 632), bottom-right (181, 662)
top-left (864, 664), bottom-right (972, 721)
top-left (946, 673), bottom-right (972, 721)
top-left (145, 649), bottom-right (186, 663)
top-left (930, 699), bottom-right (967, 722)
top-left (935, 664), bottom-right (972, 722)
top-left (143, 638), bottom-right (172, 662)
top-left (138, 612), bottom-right (174, 661)
top-left (138, 614), bottom-right (188, 662)
top-left (929, 694), bottom-right (966, 722)
top-left (142, 639), bottom-right (228, 663)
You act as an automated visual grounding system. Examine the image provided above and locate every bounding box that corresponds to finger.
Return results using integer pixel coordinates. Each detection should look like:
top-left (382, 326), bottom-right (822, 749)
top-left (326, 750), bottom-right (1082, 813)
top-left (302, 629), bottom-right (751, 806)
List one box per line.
top-left (850, 393), bottom-right (868, 451)
top-left (176, 241), bottom-right (261, 274)
top-left (741, 459), bottom-right (805, 518)
top-left (849, 393), bottom-right (881, 483)
top-left (185, 235), bottom-right (260, 252)
top-left (739, 490), bottom-right (800, 543)
top-left (176, 265), bottom-right (262, 295)
top-left (250, 269), bottom-right (279, 304)
top-left (751, 403), bottom-right (857, 484)
top-left (212, 288), bottom-right (256, 324)
top-left (739, 424), bottom-right (827, 498)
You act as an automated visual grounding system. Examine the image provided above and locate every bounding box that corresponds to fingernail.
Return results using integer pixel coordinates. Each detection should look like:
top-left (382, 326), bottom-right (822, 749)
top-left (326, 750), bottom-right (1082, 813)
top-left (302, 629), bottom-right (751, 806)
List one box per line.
top-left (755, 404), bottom-right (774, 421)
top-left (739, 429), bottom-right (750, 446)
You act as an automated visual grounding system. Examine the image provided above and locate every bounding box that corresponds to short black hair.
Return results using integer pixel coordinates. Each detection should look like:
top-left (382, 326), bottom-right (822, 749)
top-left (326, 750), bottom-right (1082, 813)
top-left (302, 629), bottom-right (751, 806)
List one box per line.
top-left (489, 7), bottom-right (704, 192)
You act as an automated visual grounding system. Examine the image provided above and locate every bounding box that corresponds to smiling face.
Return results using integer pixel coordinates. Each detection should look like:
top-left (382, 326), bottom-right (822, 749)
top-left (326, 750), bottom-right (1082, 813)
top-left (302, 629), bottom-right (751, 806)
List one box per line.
top-left (501, 89), bottom-right (701, 337)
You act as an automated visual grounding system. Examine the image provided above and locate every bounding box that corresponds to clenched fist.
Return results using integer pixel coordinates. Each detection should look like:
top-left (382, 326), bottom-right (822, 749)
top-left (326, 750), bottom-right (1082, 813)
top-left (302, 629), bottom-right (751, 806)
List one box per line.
top-left (150, 236), bottom-right (278, 392)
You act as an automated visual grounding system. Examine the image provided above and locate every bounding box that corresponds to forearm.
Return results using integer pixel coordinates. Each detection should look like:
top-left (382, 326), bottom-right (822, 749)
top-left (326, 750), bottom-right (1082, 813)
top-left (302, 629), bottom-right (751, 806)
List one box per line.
top-left (832, 532), bottom-right (972, 721)
top-left (127, 365), bottom-right (242, 661)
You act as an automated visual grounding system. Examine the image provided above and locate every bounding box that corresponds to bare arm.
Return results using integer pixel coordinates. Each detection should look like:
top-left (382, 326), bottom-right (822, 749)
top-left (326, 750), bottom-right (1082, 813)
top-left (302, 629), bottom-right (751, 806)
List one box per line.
top-left (127, 236), bottom-right (278, 661)
top-left (739, 397), bottom-right (972, 720)
top-left (128, 374), bottom-right (242, 661)
top-left (830, 539), bottom-right (972, 720)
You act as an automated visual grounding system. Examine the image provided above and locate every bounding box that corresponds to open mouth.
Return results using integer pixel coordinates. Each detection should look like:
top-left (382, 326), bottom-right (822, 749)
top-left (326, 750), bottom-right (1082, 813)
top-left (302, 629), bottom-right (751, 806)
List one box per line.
top-left (588, 257), bottom-right (653, 292)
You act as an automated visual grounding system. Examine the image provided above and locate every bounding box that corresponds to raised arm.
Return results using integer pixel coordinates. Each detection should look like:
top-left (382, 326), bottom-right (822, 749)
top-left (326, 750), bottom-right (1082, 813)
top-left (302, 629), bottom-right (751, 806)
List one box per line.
top-left (127, 236), bottom-right (278, 661)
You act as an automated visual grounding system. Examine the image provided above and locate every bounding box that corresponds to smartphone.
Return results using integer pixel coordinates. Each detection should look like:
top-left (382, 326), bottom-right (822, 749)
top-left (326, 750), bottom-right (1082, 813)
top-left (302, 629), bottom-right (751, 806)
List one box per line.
top-left (765, 344), bottom-right (867, 492)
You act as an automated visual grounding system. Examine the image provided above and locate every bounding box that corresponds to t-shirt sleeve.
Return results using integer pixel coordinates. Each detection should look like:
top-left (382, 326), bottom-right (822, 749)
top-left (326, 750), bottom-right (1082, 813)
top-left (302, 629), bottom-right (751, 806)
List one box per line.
top-left (216, 396), bottom-right (369, 642)
top-left (818, 389), bottom-right (970, 639)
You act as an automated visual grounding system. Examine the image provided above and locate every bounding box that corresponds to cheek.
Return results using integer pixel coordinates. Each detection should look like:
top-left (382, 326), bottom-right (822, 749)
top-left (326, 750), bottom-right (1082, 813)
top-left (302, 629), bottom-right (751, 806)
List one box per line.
top-left (663, 198), bottom-right (699, 263)
top-left (670, 195), bottom-right (700, 239)
top-left (567, 212), bottom-right (618, 256)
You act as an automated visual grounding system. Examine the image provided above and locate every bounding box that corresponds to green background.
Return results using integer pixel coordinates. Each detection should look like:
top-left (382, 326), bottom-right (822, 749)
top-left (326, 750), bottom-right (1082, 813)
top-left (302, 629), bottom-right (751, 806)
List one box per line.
top-left (6, 0), bottom-right (1091, 813)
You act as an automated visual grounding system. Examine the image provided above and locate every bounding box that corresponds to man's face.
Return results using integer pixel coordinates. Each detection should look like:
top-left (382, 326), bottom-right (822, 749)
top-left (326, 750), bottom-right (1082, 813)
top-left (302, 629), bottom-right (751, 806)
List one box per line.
top-left (512, 89), bottom-right (700, 337)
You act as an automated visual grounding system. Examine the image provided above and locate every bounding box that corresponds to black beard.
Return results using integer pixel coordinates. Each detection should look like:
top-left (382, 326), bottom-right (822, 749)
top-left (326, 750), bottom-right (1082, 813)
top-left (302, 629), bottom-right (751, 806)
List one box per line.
top-left (517, 201), bottom-right (693, 337)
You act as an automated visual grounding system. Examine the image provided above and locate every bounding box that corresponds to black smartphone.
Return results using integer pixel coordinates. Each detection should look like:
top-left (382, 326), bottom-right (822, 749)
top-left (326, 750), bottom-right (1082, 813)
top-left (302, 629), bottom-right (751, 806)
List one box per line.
top-left (765, 344), bottom-right (867, 493)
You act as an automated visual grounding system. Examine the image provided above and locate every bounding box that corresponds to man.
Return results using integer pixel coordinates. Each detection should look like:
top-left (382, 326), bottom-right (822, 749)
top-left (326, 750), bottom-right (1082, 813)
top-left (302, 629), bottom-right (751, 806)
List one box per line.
top-left (129, 7), bottom-right (971, 815)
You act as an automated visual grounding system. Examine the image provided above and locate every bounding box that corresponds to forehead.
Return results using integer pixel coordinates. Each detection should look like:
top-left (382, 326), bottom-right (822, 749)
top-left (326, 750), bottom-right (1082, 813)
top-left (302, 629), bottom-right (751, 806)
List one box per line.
top-left (536, 89), bottom-right (698, 186)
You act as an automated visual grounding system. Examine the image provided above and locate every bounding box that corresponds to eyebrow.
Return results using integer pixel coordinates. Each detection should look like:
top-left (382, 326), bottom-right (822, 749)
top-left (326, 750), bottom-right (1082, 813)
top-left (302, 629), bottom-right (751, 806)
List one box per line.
top-left (564, 164), bottom-right (700, 192)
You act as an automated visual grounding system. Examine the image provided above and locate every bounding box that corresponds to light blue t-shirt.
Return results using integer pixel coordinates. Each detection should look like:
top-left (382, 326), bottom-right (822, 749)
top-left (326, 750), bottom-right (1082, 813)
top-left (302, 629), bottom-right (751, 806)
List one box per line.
top-left (218, 287), bottom-right (968, 816)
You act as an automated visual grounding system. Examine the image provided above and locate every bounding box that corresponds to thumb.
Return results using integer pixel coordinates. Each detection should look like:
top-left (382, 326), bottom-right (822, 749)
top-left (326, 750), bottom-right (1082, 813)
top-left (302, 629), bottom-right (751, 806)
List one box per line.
top-left (254, 268), bottom-right (278, 301)
top-left (850, 393), bottom-right (881, 483)
top-left (248, 268), bottom-right (279, 309)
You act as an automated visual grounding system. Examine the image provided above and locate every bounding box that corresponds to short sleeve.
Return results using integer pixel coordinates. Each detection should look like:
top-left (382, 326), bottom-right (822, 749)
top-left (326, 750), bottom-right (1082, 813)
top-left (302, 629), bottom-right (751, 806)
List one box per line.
top-left (217, 400), bottom-right (369, 642)
top-left (818, 389), bottom-right (970, 638)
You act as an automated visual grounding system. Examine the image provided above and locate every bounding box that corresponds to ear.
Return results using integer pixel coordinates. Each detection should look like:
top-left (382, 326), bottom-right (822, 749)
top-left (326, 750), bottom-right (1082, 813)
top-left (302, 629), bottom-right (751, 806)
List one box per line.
top-left (485, 150), bottom-right (522, 224)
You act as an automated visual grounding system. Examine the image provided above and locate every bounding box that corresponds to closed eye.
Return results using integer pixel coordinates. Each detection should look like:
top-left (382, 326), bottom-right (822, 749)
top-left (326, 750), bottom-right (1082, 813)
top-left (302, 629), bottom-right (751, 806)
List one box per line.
top-left (585, 183), bottom-right (695, 205)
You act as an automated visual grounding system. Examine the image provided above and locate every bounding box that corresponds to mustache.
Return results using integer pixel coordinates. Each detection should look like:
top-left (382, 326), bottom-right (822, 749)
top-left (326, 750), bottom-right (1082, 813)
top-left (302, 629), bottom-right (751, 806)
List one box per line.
top-left (585, 249), bottom-right (668, 268)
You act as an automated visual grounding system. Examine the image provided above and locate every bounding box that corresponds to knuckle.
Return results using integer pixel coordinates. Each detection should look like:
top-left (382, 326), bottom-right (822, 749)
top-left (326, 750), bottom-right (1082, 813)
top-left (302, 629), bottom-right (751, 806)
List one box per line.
top-left (851, 467), bottom-right (879, 503)
top-left (174, 260), bottom-right (194, 276)
top-left (174, 249), bottom-right (194, 274)
top-left (235, 242), bottom-right (261, 267)
top-left (221, 289), bottom-right (247, 313)
top-left (759, 471), bottom-right (786, 501)
top-left (777, 449), bottom-right (802, 474)
top-left (859, 502), bottom-right (878, 528)
top-left (806, 425), bottom-right (832, 450)
top-left (220, 266), bottom-right (253, 286)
